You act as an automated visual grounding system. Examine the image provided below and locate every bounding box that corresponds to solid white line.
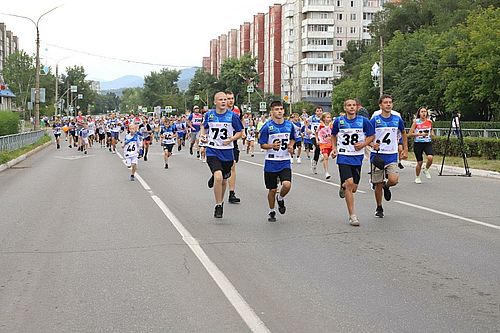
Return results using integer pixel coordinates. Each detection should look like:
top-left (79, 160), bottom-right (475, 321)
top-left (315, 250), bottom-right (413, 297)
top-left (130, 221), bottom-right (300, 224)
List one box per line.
top-left (151, 195), bottom-right (271, 333)
top-left (240, 159), bottom-right (367, 193)
top-left (135, 173), bottom-right (151, 191)
top-left (395, 200), bottom-right (500, 231)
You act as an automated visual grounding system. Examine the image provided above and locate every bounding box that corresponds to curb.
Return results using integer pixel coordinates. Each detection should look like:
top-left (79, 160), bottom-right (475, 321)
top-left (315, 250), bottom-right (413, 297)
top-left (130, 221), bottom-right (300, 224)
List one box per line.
top-left (401, 160), bottom-right (500, 180)
top-left (0, 141), bottom-right (53, 173)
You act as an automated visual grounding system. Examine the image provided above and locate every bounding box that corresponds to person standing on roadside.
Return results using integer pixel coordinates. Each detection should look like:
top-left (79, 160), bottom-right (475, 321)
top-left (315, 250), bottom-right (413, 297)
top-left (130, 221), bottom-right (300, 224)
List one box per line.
top-left (331, 99), bottom-right (375, 226)
top-left (201, 92), bottom-right (243, 219)
top-left (370, 95), bottom-right (408, 218)
top-left (225, 90), bottom-right (244, 204)
top-left (409, 107), bottom-right (434, 184)
top-left (259, 101), bottom-right (295, 222)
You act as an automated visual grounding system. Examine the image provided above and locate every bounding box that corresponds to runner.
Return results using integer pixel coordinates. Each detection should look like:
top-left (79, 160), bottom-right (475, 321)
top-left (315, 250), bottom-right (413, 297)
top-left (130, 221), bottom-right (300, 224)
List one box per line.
top-left (316, 112), bottom-right (334, 179)
top-left (123, 123), bottom-right (143, 181)
top-left (187, 106), bottom-right (203, 158)
top-left (79, 123), bottom-right (90, 155)
top-left (409, 107), bottom-right (434, 184)
top-left (200, 92), bottom-right (243, 219)
top-left (370, 95), bottom-right (408, 218)
top-left (245, 118), bottom-right (256, 157)
top-left (302, 118), bottom-right (313, 159)
top-left (52, 117), bottom-right (62, 149)
top-left (225, 90), bottom-right (244, 204)
top-left (258, 101), bottom-right (295, 222)
top-left (290, 113), bottom-right (303, 164)
top-left (139, 118), bottom-right (152, 161)
top-left (174, 117), bottom-right (187, 151)
top-left (160, 118), bottom-right (177, 169)
top-left (331, 99), bottom-right (375, 226)
top-left (309, 106), bottom-right (323, 174)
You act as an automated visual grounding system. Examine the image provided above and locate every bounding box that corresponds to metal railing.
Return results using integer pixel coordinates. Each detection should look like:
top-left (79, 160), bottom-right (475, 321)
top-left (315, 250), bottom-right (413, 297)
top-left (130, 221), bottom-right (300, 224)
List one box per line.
top-left (0, 130), bottom-right (47, 152)
top-left (434, 128), bottom-right (500, 138)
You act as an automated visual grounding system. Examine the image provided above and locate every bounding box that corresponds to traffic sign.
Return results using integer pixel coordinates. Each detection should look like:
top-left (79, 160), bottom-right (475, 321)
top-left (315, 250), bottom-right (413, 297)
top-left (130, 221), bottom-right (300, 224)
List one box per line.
top-left (259, 102), bottom-right (266, 112)
top-left (247, 84), bottom-right (254, 93)
top-left (283, 95), bottom-right (289, 103)
top-left (194, 95), bottom-right (200, 101)
top-left (70, 85), bottom-right (78, 93)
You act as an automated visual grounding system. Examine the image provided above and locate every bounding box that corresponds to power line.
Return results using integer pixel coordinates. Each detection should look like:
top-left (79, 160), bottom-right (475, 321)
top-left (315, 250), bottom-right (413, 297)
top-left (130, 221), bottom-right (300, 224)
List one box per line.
top-left (44, 43), bottom-right (202, 69)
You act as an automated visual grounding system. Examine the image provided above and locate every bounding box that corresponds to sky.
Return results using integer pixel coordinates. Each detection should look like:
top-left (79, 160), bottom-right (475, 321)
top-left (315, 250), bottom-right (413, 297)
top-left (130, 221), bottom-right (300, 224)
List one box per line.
top-left (1, 0), bottom-right (284, 82)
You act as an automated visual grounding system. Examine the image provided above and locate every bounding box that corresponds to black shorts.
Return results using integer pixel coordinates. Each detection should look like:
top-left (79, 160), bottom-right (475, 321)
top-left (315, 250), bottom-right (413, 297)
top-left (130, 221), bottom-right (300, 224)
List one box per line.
top-left (264, 168), bottom-right (292, 189)
top-left (304, 142), bottom-right (313, 150)
top-left (294, 141), bottom-right (302, 149)
top-left (163, 144), bottom-right (174, 152)
top-left (414, 142), bottom-right (434, 161)
top-left (99, 133), bottom-right (105, 140)
top-left (233, 147), bottom-right (240, 163)
top-left (54, 133), bottom-right (61, 138)
top-left (207, 156), bottom-right (233, 179)
top-left (338, 164), bottom-right (362, 185)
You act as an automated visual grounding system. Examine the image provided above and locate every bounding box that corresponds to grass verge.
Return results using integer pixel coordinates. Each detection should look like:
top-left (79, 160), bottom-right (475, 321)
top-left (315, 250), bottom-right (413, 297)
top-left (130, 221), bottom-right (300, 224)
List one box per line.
top-left (407, 153), bottom-right (500, 173)
top-left (0, 135), bottom-right (52, 165)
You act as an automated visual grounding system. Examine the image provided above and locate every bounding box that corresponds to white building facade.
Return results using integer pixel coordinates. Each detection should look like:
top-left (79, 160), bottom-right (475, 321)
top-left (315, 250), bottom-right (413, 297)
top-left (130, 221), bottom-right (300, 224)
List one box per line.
top-left (281, 0), bottom-right (386, 110)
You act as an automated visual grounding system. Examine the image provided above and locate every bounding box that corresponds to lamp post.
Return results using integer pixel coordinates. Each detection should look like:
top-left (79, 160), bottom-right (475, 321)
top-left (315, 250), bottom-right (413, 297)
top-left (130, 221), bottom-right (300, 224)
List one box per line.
top-left (1, 5), bottom-right (63, 129)
top-left (275, 60), bottom-right (296, 114)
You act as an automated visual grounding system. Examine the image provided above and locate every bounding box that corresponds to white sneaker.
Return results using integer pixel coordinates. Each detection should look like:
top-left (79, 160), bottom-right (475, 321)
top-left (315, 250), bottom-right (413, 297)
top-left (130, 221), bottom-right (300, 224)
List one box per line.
top-left (297, 157), bottom-right (302, 164)
top-left (325, 172), bottom-right (331, 180)
top-left (415, 176), bottom-right (422, 184)
top-left (291, 158), bottom-right (294, 164)
top-left (349, 215), bottom-right (360, 226)
top-left (319, 154), bottom-right (324, 162)
top-left (423, 168), bottom-right (432, 179)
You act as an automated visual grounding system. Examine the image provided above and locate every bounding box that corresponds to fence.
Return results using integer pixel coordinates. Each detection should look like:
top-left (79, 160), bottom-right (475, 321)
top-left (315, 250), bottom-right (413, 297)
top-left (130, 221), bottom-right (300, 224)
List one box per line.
top-left (433, 128), bottom-right (500, 138)
top-left (0, 130), bottom-right (47, 152)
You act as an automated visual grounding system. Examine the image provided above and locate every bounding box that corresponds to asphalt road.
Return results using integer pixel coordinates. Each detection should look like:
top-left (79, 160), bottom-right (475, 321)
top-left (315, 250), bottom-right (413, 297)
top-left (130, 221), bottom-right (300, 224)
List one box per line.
top-left (0, 138), bottom-right (499, 333)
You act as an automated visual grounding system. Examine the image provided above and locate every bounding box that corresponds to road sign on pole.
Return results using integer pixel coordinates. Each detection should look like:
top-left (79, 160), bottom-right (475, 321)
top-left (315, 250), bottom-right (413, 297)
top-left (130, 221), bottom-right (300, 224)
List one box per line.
top-left (259, 102), bottom-right (267, 112)
top-left (70, 85), bottom-right (77, 93)
top-left (194, 95), bottom-right (200, 101)
top-left (247, 84), bottom-right (254, 93)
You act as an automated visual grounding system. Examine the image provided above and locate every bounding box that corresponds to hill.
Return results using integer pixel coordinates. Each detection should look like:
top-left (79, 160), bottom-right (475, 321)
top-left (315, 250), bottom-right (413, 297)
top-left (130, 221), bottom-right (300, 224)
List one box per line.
top-left (100, 75), bottom-right (144, 91)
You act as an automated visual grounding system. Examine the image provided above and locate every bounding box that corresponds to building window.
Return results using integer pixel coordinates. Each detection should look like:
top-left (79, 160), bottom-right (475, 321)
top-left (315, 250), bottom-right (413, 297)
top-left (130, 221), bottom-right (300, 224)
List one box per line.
top-left (336, 27), bottom-right (343, 34)
top-left (363, 12), bottom-right (375, 20)
top-left (337, 0), bottom-right (342, 6)
top-left (351, 1), bottom-right (355, 7)
top-left (336, 52), bottom-right (342, 60)
top-left (351, 13), bottom-right (357, 20)
top-left (350, 27), bottom-right (356, 34)
top-left (336, 39), bottom-right (343, 46)
top-left (337, 13), bottom-right (343, 20)
top-left (336, 66), bottom-right (342, 73)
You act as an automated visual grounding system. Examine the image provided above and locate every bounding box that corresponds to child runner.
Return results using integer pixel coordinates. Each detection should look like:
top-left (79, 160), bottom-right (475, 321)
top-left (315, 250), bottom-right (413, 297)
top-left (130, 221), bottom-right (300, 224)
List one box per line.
top-left (409, 107), bottom-right (434, 184)
top-left (246, 119), bottom-right (256, 157)
top-left (52, 117), bottom-right (62, 149)
top-left (160, 118), bottom-right (177, 169)
top-left (123, 123), bottom-right (142, 181)
top-left (316, 112), bottom-right (334, 179)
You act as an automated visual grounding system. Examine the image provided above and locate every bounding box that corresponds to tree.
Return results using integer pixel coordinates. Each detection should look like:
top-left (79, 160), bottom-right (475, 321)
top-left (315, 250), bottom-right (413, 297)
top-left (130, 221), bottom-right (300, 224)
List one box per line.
top-left (142, 68), bottom-right (180, 108)
top-left (120, 88), bottom-right (143, 114)
top-left (61, 66), bottom-right (95, 115)
top-left (94, 92), bottom-right (120, 114)
top-left (3, 51), bottom-right (35, 114)
top-left (186, 68), bottom-right (222, 109)
top-left (219, 54), bottom-right (258, 106)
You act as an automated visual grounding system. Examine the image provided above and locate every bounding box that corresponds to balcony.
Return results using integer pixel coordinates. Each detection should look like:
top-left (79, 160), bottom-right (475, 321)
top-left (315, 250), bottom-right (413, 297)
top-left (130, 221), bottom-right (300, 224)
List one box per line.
top-left (301, 84), bottom-right (333, 91)
top-left (302, 5), bottom-right (332, 13)
top-left (301, 44), bottom-right (333, 52)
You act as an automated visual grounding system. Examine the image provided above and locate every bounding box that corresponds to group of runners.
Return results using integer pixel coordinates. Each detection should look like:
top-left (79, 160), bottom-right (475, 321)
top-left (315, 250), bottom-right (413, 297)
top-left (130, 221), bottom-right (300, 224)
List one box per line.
top-left (51, 91), bottom-right (435, 226)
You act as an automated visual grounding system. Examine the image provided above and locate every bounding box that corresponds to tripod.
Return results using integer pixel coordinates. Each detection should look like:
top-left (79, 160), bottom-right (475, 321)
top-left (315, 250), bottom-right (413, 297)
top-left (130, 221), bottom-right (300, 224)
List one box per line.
top-left (439, 113), bottom-right (471, 176)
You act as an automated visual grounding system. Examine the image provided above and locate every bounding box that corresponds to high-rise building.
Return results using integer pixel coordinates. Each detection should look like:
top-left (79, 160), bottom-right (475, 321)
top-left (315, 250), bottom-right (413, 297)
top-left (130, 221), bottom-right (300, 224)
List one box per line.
top-left (0, 22), bottom-right (20, 82)
top-left (282, 0), bottom-right (385, 110)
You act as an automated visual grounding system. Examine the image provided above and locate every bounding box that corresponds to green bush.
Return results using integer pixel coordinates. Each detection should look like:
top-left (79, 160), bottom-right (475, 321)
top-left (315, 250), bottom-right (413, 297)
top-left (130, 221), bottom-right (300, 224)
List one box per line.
top-left (432, 121), bottom-right (500, 129)
top-left (409, 137), bottom-right (500, 160)
top-left (0, 111), bottom-right (20, 136)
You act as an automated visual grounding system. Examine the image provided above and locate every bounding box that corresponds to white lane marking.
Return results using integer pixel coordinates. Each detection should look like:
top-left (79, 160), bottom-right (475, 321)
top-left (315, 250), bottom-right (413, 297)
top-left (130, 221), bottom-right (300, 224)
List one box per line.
top-left (395, 200), bottom-right (500, 231)
top-left (240, 159), bottom-right (366, 193)
top-left (151, 196), bottom-right (270, 333)
top-left (115, 151), bottom-right (270, 332)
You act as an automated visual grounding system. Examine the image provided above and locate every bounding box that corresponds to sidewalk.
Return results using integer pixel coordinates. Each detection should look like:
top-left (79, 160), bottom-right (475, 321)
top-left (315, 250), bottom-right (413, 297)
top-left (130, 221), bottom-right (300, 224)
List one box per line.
top-left (401, 160), bottom-right (500, 180)
top-left (0, 141), bottom-right (52, 173)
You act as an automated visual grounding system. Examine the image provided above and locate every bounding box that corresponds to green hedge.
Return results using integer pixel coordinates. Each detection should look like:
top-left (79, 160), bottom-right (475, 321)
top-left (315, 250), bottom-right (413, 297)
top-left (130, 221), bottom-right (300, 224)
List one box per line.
top-left (432, 121), bottom-right (500, 129)
top-left (409, 137), bottom-right (500, 160)
top-left (0, 111), bottom-right (19, 136)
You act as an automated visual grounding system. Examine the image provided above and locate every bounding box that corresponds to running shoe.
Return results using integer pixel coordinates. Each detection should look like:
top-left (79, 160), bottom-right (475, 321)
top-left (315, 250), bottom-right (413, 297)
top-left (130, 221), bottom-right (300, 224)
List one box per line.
top-left (349, 215), bottom-right (360, 226)
top-left (297, 157), bottom-right (301, 164)
top-left (129, 175), bottom-right (135, 181)
top-left (276, 196), bottom-right (286, 214)
top-left (165, 163), bottom-right (168, 169)
top-left (144, 155), bottom-right (148, 161)
top-left (423, 168), bottom-right (431, 179)
top-left (268, 211), bottom-right (277, 222)
top-left (325, 172), bottom-right (331, 180)
top-left (208, 175), bottom-right (214, 188)
top-left (383, 183), bottom-right (392, 201)
top-left (339, 186), bottom-right (345, 198)
top-left (375, 206), bottom-right (384, 218)
top-left (228, 192), bottom-right (241, 204)
top-left (414, 176), bottom-right (422, 184)
top-left (189, 147), bottom-right (193, 155)
top-left (214, 204), bottom-right (223, 218)
top-left (398, 162), bottom-right (404, 169)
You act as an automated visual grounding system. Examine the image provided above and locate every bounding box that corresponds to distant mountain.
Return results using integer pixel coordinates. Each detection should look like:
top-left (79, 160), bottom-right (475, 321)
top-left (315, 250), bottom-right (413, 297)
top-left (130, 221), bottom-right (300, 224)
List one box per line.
top-left (100, 75), bottom-right (144, 91)
top-left (178, 67), bottom-right (198, 91)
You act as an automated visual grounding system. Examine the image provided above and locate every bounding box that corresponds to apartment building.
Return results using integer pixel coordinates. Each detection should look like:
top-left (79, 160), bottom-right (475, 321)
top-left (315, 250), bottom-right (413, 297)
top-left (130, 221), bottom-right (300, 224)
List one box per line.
top-left (283, 0), bottom-right (385, 110)
top-left (202, 0), bottom-right (386, 110)
top-left (0, 22), bottom-right (20, 82)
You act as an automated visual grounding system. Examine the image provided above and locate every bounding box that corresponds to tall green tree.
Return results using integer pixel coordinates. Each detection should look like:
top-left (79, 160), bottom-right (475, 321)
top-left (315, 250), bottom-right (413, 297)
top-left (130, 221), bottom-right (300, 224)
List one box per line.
top-left (60, 66), bottom-right (95, 115)
top-left (219, 54), bottom-right (258, 106)
top-left (120, 87), bottom-right (144, 114)
top-left (94, 92), bottom-right (120, 114)
top-left (3, 51), bottom-right (35, 112)
top-left (142, 68), bottom-right (180, 108)
top-left (186, 68), bottom-right (222, 109)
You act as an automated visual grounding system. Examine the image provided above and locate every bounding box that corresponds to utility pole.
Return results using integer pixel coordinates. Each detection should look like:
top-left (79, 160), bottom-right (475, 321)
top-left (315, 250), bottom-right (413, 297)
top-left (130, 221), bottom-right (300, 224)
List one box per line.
top-left (379, 35), bottom-right (384, 97)
top-left (55, 63), bottom-right (58, 115)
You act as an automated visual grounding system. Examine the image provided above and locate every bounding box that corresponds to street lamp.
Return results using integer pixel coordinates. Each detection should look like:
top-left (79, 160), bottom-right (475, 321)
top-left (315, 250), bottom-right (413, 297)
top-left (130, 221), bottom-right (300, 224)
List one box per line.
top-left (1, 5), bottom-right (63, 129)
top-left (371, 62), bottom-right (383, 97)
top-left (275, 60), bottom-right (297, 114)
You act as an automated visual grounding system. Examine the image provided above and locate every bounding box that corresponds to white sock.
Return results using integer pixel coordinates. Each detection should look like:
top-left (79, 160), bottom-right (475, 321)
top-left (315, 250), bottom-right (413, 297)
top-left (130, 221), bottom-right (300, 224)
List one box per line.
top-left (277, 194), bottom-right (284, 201)
top-left (269, 209), bottom-right (276, 214)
